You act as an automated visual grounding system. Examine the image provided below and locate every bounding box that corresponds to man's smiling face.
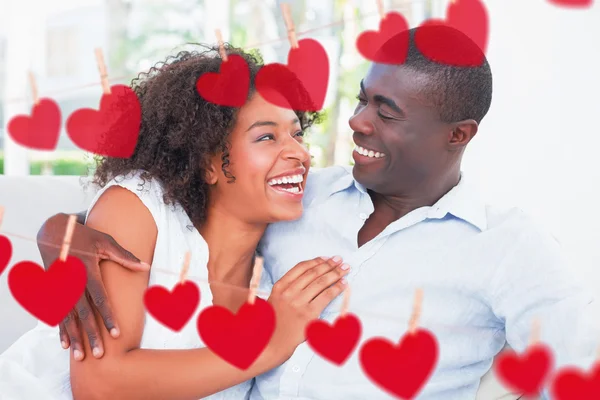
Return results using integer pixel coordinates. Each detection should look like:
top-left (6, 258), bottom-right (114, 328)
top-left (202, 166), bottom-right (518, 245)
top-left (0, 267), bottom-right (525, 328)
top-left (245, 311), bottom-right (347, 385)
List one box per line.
top-left (349, 63), bottom-right (453, 196)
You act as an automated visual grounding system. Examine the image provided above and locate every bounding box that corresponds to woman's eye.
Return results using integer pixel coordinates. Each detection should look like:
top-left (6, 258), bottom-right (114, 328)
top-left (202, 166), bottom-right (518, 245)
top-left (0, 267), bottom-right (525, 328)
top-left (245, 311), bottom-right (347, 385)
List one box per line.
top-left (294, 130), bottom-right (305, 137)
top-left (257, 134), bottom-right (275, 142)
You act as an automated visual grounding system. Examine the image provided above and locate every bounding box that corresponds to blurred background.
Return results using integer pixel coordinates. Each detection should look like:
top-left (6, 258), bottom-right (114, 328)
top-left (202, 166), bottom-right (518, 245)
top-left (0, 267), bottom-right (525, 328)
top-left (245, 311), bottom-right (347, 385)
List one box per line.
top-left (0, 0), bottom-right (599, 292)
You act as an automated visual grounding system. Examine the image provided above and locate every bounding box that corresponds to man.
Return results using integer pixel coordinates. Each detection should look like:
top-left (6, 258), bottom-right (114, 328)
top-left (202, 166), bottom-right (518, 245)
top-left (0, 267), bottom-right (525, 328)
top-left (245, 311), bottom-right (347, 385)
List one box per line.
top-left (33, 27), bottom-right (599, 399)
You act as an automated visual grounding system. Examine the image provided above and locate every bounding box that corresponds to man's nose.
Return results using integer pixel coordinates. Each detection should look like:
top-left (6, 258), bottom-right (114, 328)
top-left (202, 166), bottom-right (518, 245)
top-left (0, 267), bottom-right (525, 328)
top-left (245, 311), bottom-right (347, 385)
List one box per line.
top-left (349, 107), bottom-right (375, 136)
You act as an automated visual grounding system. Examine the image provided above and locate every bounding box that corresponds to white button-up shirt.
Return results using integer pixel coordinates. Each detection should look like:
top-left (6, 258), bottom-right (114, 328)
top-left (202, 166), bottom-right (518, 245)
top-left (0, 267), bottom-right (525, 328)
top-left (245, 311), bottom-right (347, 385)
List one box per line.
top-left (252, 165), bottom-right (600, 399)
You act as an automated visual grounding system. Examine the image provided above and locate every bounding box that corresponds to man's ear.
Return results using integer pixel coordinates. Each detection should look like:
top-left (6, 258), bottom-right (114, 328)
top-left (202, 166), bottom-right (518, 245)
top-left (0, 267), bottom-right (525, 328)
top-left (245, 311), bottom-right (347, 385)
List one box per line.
top-left (205, 155), bottom-right (220, 185)
top-left (449, 119), bottom-right (478, 147)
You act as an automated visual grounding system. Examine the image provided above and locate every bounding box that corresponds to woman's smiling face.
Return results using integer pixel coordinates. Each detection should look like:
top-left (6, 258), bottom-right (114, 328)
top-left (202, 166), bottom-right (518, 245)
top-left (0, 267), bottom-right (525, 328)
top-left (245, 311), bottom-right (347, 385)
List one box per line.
top-left (207, 91), bottom-right (312, 224)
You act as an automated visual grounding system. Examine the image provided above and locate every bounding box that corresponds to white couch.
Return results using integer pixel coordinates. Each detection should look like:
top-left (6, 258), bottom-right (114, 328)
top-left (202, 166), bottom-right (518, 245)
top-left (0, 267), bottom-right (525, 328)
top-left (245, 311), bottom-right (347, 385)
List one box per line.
top-left (0, 175), bottom-right (518, 399)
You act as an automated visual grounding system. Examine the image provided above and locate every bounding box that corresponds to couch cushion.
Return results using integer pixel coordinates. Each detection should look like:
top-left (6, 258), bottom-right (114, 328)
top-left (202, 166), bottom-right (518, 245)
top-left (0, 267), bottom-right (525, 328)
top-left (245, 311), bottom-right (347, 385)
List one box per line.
top-left (0, 176), bottom-right (96, 353)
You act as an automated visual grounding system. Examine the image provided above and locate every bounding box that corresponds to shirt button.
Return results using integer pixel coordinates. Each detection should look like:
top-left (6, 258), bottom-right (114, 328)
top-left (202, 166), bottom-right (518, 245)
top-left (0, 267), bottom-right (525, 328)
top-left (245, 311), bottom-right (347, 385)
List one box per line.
top-left (292, 365), bottom-right (301, 372)
top-left (359, 213), bottom-right (368, 220)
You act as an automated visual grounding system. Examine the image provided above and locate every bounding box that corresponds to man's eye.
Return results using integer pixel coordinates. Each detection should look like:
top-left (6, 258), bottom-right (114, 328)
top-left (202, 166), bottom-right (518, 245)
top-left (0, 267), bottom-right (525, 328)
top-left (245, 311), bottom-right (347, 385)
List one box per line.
top-left (378, 112), bottom-right (394, 120)
top-left (355, 95), bottom-right (367, 104)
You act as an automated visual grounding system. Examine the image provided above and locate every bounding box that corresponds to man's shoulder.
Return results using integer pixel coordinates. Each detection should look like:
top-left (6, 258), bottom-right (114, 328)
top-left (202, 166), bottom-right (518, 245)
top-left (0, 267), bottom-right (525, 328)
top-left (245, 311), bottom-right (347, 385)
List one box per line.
top-left (303, 165), bottom-right (353, 205)
top-left (484, 204), bottom-right (562, 251)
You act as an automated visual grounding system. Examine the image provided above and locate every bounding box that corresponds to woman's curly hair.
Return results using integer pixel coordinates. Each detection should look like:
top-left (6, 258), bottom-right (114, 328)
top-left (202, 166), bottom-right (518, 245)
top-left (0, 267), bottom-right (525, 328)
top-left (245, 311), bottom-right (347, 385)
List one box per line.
top-left (92, 44), bottom-right (322, 227)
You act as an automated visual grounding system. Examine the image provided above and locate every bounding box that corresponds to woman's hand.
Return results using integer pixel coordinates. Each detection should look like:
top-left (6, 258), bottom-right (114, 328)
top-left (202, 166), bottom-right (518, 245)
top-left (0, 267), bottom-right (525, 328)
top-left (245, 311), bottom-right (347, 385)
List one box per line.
top-left (36, 212), bottom-right (149, 360)
top-left (266, 256), bottom-right (349, 363)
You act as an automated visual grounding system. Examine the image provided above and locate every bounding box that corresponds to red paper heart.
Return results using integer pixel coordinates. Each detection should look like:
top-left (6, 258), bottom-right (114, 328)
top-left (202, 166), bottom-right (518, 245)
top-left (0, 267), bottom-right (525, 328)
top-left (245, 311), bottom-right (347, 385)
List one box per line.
top-left (7, 98), bottom-right (61, 150)
top-left (66, 84), bottom-right (141, 158)
top-left (359, 329), bottom-right (438, 399)
top-left (0, 235), bottom-right (12, 276)
top-left (548, 0), bottom-right (593, 8)
top-left (494, 344), bottom-right (554, 396)
top-left (306, 313), bottom-right (362, 366)
top-left (197, 297), bottom-right (275, 370)
top-left (256, 38), bottom-right (329, 111)
top-left (8, 256), bottom-right (87, 326)
top-left (196, 54), bottom-right (250, 107)
top-left (551, 363), bottom-right (600, 400)
top-left (415, 0), bottom-right (489, 67)
top-left (144, 280), bottom-right (200, 331)
top-left (356, 12), bottom-right (410, 64)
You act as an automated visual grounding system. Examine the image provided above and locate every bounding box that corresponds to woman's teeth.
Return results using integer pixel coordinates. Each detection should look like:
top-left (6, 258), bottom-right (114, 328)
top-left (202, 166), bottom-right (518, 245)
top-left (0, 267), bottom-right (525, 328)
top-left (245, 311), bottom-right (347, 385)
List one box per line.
top-left (355, 145), bottom-right (385, 158)
top-left (267, 174), bottom-right (304, 186)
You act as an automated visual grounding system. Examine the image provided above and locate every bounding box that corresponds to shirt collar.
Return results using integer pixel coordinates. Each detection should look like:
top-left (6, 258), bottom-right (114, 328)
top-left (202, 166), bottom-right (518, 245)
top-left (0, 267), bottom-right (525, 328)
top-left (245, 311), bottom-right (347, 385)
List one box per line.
top-left (327, 167), bottom-right (488, 231)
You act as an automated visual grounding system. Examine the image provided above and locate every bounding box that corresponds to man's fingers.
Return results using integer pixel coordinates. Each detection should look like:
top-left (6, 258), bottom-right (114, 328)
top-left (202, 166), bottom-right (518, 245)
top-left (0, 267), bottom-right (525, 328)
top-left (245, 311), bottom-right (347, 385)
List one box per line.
top-left (58, 323), bottom-right (70, 349)
top-left (63, 311), bottom-right (85, 361)
top-left (76, 296), bottom-right (104, 359)
top-left (87, 273), bottom-right (120, 339)
top-left (104, 236), bottom-right (149, 272)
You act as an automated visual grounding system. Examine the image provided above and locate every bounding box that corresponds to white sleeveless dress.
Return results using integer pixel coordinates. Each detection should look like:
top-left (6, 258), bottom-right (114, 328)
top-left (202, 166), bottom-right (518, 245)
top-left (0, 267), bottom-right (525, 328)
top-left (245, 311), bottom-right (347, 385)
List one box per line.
top-left (0, 170), bottom-right (254, 399)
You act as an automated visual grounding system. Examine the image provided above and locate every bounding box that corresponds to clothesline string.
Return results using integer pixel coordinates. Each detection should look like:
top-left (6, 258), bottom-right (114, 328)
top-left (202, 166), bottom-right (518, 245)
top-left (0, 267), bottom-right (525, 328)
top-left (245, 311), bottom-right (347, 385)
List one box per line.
top-left (1, 0), bottom-right (426, 104)
top-left (1, 227), bottom-right (502, 338)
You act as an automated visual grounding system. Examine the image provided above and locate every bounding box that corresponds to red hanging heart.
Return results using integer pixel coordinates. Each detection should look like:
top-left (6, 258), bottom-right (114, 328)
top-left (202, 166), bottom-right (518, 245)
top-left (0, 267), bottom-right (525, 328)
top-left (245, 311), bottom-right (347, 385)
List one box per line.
top-left (144, 280), bottom-right (200, 331)
top-left (494, 344), bottom-right (554, 396)
top-left (66, 84), bottom-right (141, 158)
top-left (256, 38), bottom-right (329, 112)
top-left (548, 0), bottom-right (593, 8)
top-left (197, 297), bottom-right (275, 370)
top-left (196, 54), bottom-right (250, 107)
top-left (551, 363), bottom-right (600, 400)
top-left (0, 235), bottom-right (12, 276)
top-left (415, 0), bottom-right (489, 67)
top-left (7, 98), bottom-right (61, 150)
top-left (359, 328), bottom-right (438, 399)
top-left (356, 12), bottom-right (410, 64)
top-left (8, 256), bottom-right (87, 326)
top-left (306, 313), bottom-right (362, 366)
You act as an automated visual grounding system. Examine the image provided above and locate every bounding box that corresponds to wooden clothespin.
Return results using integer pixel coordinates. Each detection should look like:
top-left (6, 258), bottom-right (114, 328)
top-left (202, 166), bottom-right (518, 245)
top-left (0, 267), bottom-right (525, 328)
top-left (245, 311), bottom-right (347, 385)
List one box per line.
top-left (247, 256), bottom-right (264, 305)
top-left (59, 215), bottom-right (77, 262)
top-left (94, 48), bottom-right (111, 95)
top-left (376, 0), bottom-right (386, 20)
top-left (529, 317), bottom-right (541, 347)
top-left (179, 251), bottom-right (191, 284)
top-left (215, 29), bottom-right (228, 62)
top-left (408, 288), bottom-right (424, 334)
top-left (280, 2), bottom-right (299, 49)
top-left (340, 285), bottom-right (351, 317)
top-left (28, 72), bottom-right (39, 106)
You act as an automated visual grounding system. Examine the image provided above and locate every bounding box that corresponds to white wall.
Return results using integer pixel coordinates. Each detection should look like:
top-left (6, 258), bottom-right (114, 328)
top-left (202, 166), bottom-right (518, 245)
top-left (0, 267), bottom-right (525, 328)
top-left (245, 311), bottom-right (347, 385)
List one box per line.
top-left (462, 0), bottom-right (600, 289)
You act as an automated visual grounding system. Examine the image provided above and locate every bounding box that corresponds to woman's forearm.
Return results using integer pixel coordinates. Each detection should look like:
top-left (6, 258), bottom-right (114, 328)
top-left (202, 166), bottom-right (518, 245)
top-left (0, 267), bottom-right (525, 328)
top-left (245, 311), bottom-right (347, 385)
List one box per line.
top-left (72, 345), bottom-right (284, 400)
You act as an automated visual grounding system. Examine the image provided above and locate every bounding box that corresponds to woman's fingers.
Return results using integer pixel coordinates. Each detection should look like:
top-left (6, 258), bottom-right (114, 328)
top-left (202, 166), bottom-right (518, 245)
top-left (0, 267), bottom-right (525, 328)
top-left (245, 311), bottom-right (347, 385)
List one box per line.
top-left (310, 279), bottom-right (348, 312)
top-left (273, 257), bottom-right (330, 292)
top-left (297, 263), bottom-right (350, 304)
top-left (288, 257), bottom-right (344, 294)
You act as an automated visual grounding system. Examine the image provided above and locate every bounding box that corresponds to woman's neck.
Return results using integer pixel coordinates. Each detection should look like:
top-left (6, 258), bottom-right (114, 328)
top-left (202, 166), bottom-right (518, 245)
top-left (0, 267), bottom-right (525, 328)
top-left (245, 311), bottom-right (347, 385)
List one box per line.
top-left (197, 206), bottom-right (267, 285)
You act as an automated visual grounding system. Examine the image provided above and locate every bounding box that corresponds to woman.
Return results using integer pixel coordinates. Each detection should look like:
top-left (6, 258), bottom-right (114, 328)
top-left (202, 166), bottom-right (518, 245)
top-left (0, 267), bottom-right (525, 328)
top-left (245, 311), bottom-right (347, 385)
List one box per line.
top-left (0, 45), bottom-right (349, 400)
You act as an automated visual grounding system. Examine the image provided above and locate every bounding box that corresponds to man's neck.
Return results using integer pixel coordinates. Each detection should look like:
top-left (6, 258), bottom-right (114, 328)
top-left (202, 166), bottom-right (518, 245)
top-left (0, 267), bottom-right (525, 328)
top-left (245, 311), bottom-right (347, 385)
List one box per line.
top-left (369, 169), bottom-right (461, 222)
top-left (198, 206), bottom-right (266, 284)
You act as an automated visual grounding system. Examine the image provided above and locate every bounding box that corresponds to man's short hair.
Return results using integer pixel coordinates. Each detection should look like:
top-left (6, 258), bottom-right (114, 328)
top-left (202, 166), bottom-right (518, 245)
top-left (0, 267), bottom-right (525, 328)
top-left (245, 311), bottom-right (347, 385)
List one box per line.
top-left (378, 26), bottom-right (493, 124)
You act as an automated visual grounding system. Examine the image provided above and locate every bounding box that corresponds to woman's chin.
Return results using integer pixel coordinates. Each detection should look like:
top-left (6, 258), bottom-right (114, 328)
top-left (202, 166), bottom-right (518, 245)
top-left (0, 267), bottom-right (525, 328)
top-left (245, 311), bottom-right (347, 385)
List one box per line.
top-left (268, 204), bottom-right (304, 223)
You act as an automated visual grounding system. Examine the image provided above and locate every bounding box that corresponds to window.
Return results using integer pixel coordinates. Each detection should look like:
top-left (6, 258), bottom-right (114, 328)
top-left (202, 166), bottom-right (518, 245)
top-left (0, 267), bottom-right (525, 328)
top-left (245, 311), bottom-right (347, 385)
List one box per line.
top-left (46, 27), bottom-right (79, 77)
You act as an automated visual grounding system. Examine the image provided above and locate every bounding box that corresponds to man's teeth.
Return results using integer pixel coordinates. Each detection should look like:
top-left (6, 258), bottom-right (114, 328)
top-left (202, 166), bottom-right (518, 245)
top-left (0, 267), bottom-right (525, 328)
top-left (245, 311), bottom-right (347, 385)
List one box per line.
top-left (267, 174), bottom-right (304, 186)
top-left (355, 145), bottom-right (385, 158)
